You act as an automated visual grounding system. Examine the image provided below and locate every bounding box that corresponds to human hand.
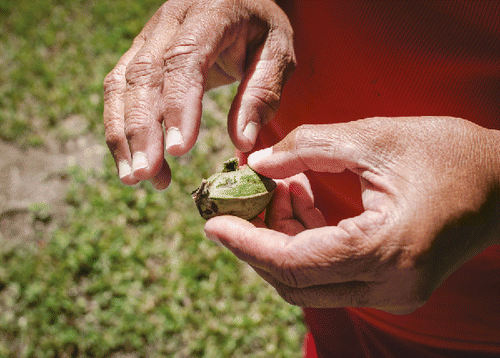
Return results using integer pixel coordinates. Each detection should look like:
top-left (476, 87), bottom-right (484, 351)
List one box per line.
top-left (103, 0), bottom-right (295, 189)
top-left (204, 117), bottom-right (500, 314)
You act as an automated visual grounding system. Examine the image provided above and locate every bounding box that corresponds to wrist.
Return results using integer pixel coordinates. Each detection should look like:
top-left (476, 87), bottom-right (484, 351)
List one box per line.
top-left (489, 128), bottom-right (500, 186)
top-left (485, 128), bottom-right (500, 245)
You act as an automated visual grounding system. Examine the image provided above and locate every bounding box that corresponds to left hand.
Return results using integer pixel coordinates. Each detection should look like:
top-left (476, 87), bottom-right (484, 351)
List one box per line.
top-left (204, 116), bottom-right (500, 314)
top-left (103, 0), bottom-right (295, 189)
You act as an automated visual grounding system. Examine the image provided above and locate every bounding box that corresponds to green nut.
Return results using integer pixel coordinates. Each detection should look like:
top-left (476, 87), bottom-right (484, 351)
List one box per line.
top-left (192, 158), bottom-right (276, 220)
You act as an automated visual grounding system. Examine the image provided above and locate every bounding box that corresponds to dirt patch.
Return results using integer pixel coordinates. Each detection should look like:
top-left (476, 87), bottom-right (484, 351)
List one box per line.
top-left (0, 95), bottom-right (233, 247)
top-left (0, 117), bottom-right (107, 246)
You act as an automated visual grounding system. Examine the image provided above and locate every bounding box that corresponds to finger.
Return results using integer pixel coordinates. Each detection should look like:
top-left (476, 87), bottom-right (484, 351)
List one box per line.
top-left (227, 24), bottom-right (296, 152)
top-left (247, 122), bottom-right (372, 179)
top-left (159, 0), bottom-right (296, 155)
top-left (206, 210), bottom-right (388, 288)
top-left (103, 9), bottom-right (162, 185)
top-left (249, 216), bottom-right (267, 228)
top-left (104, 39), bottom-right (145, 185)
top-left (204, 215), bottom-right (349, 288)
top-left (265, 179), bottom-right (307, 236)
top-left (286, 174), bottom-right (327, 229)
top-left (123, 7), bottom-right (184, 181)
top-left (204, 215), bottom-right (290, 272)
top-left (160, 6), bottom-right (249, 157)
top-left (284, 210), bottom-right (388, 287)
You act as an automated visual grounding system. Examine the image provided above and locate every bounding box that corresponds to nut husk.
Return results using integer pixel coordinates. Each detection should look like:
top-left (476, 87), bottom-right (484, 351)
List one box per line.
top-left (192, 158), bottom-right (276, 220)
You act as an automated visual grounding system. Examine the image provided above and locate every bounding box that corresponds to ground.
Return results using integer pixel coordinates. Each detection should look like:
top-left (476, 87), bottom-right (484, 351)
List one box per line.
top-left (0, 115), bottom-right (106, 247)
top-left (0, 91), bottom-right (236, 246)
top-left (0, 87), bottom-right (305, 358)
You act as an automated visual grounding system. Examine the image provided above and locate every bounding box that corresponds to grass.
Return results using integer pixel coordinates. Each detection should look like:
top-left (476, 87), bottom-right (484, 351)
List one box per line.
top-left (0, 0), bottom-right (306, 357)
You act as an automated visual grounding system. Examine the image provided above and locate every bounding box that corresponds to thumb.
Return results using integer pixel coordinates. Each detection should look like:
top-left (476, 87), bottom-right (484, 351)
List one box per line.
top-left (247, 122), bottom-right (379, 178)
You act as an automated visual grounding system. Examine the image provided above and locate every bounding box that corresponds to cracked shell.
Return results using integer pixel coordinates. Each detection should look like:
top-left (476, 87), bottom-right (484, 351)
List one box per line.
top-left (192, 158), bottom-right (277, 220)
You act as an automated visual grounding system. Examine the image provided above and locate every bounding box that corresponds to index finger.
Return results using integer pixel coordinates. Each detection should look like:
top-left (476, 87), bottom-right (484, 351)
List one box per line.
top-left (204, 212), bottom-right (385, 289)
top-left (205, 216), bottom-right (290, 269)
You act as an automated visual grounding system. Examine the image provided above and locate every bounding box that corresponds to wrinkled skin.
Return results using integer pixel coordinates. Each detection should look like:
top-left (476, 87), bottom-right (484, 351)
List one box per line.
top-left (104, 0), bottom-right (500, 314)
top-left (205, 117), bottom-right (500, 314)
top-left (103, 0), bottom-right (295, 189)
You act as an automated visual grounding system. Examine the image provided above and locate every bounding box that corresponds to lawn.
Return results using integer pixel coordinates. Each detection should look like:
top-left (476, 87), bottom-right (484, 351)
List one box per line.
top-left (0, 0), bottom-right (306, 356)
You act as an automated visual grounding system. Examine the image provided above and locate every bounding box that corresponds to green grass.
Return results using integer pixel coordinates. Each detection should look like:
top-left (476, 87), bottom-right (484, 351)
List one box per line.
top-left (0, 0), bottom-right (305, 356)
top-left (0, 0), bottom-right (160, 146)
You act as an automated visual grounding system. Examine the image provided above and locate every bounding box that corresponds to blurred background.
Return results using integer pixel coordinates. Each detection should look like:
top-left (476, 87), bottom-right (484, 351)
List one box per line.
top-left (0, 0), bottom-right (305, 356)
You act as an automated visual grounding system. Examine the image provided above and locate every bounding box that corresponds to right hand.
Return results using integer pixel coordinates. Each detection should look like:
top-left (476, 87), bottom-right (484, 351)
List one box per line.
top-left (103, 0), bottom-right (296, 189)
top-left (205, 116), bottom-right (500, 313)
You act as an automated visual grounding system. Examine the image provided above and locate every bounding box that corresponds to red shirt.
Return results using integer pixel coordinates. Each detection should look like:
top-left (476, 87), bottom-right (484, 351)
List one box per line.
top-left (254, 1), bottom-right (500, 357)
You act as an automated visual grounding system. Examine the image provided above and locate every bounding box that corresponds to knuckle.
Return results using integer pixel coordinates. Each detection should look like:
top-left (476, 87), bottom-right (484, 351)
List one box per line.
top-left (124, 105), bottom-right (152, 138)
top-left (158, 0), bottom-right (190, 25)
top-left (338, 218), bottom-right (370, 247)
top-left (162, 40), bottom-right (205, 99)
top-left (124, 116), bottom-right (150, 140)
top-left (103, 70), bottom-right (124, 99)
top-left (244, 86), bottom-right (281, 124)
top-left (248, 86), bottom-right (281, 109)
top-left (268, 26), bottom-right (297, 75)
top-left (274, 34), bottom-right (296, 64)
top-left (163, 36), bottom-right (205, 74)
top-left (295, 124), bottom-right (316, 136)
top-left (294, 124), bottom-right (318, 150)
top-left (104, 126), bottom-right (125, 151)
top-left (104, 112), bottom-right (126, 150)
top-left (125, 53), bottom-right (163, 87)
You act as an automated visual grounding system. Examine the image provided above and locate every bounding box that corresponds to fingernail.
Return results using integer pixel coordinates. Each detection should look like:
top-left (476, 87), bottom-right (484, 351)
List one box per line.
top-left (166, 127), bottom-right (183, 150)
top-left (248, 147), bottom-right (272, 168)
top-left (243, 121), bottom-right (259, 144)
top-left (118, 161), bottom-right (132, 179)
top-left (204, 231), bottom-right (222, 246)
top-left (132, 151), bottom-right (149, 172)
